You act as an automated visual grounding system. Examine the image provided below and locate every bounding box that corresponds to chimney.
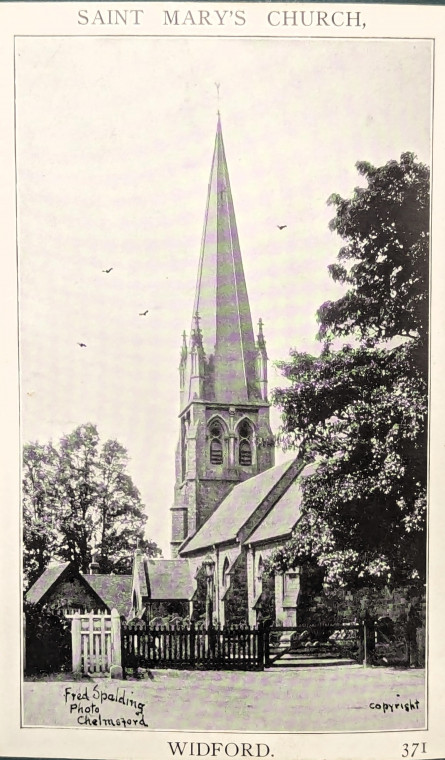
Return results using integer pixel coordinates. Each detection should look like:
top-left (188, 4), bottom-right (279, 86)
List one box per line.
top-left (89, 549), bottom-right (100, 574)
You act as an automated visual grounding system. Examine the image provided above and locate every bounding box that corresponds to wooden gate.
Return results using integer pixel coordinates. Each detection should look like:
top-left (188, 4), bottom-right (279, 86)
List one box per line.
top-left (68, 608), bottom-right (121, 675)
top-left (265, 623), bottom-right (364, 668)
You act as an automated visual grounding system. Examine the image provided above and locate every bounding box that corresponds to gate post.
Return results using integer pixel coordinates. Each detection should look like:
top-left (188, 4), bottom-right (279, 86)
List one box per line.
top-left (72, 613), bottom-right (82, 674)
top-left (362, 612), bottom-right (375, 667)
top-left (263, 620), bottom-right (271, 668)
top-left (367, 616), bottom-right (376, 665)
top-left (208, 621), bottom-right (216, 660)
top-left (358, 620), bottom-right (364, 665)
top-left (190, 621), bottom-right (196, 665)
top-left (110, 608), bottom-right (123, 679)
top-left (258, 621), bottom-right (264, 669)
top-left (121, 621), bottom-right (127, 680)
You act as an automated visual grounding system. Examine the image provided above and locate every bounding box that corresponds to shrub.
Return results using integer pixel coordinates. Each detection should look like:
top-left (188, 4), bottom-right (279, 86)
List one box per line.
top-left (24, 601), bottom-right (71, 675)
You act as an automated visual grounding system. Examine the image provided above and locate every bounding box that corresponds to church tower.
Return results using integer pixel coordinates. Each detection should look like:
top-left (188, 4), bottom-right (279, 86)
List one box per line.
top-left (171, 115), bottom-right (275, 557)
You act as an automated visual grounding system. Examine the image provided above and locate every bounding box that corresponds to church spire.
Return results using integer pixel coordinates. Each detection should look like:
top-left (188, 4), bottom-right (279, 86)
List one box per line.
top-left (183, 114), bottom-right (259, 407)
top-left (171, 115), bottom-right (275, 556)
top-left (180, 330), bottom-right (188, 362)
top-left (256, 318), bottom-right (268, 401)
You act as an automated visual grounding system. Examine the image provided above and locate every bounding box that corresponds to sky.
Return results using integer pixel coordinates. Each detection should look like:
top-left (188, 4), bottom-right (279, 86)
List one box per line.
top-left (15, 36), bottom-right (432, 556)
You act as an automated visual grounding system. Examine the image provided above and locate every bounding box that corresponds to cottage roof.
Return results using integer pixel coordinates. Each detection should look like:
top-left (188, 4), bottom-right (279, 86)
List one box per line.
top-left (82, 574), bottom-right (132, 617)
top-left (247, 462), bottom-right (316, 544)
top-left (26, 561), bottom-right (133, 617)
top-left (26, 562), bottom-right (71, 604)
top-left (180, 458), bottom-right (297, 554)
top-left (141, 559), bottom-right (195, 601)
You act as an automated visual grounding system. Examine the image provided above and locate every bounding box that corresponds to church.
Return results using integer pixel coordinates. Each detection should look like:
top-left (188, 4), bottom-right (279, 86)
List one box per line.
top-left (130, 115), bottom-right (310, 627)
top-left (26, 114), bottom-right (311, 627)
top-left (26, 114), bottom-right (423, 640)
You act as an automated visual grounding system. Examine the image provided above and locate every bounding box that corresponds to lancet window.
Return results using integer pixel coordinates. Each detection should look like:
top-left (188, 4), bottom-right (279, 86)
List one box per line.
top-left (209, 420), bottom-right (224, 465)
top-left (222, 557), bottom-right (230, 588)
top-left (257, 556), bottom-right (264, 581)
top-left (238, 420), bottom-right (253, 466)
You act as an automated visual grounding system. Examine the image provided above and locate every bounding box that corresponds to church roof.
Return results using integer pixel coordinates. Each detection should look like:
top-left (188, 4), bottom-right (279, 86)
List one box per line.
top-left (179, 458), bottom-right (300, 554)
top-left (184, 114), bottom-right (259, 405)
top-left (247, 462), bottom-right (316, 544)
top-left (141, 559), bottom-right (195, 601)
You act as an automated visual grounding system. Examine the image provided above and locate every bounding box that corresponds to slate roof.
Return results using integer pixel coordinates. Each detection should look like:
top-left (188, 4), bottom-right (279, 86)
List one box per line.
top-left (180, 458), bottom-right (297, 554)
top-left (82, 574), bottom-right (132, 617)
top-left (247, 463), bottom-right (316, 544)
top-left (26, 562), bottom-right (71, 604)
top-left (142, 559), bottom-right (195, 601)
top-left (26, 561), bottom-right (133, 617)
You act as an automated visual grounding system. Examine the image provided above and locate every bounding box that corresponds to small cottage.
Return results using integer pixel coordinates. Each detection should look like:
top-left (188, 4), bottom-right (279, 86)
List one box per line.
top-left (26, 560), bottom-right (132, 617)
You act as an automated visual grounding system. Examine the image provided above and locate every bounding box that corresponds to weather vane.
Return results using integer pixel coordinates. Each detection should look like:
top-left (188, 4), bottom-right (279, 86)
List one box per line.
top-left (215, 81), bottom-right (221, 113)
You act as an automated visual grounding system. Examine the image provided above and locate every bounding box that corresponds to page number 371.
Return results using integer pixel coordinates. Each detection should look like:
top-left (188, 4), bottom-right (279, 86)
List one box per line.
top-left (402, 743), bottom-right (427, 757)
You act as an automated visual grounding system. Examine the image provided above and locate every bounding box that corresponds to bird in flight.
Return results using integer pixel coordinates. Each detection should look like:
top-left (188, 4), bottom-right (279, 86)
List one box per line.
top-left (102, 267), bottom-right (113, 273)
top-left (277, 225), bottom-right (287, 230)
top-left (77, 342), bottom-right (87, 348)
top-left (139, 310), bottom-right (149, 316)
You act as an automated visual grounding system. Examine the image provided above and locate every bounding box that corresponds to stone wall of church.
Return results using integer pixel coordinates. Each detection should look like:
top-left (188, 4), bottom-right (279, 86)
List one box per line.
top-left (172, 401), bottom-right (275, 553)
top-left (246, 542), bottom-right (283, 626)
top-left (255, 407), bottom-right (275, 474)
top-left (171, 507), bottom-right (188, 549)
top-left (216, 545), bottom-right (241, 625)
top-left (223, 550), bottom-right (249, 625)
top-left (185, 546), bottom-right (243, 626)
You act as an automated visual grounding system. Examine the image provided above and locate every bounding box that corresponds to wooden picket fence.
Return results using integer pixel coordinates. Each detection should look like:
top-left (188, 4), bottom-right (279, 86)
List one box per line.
top-left (122, 620), bottom-right (265, 674)
top-left (65, 611), bottom-right (419, 675)
top-left (67, 608), bottom-right (122, 675)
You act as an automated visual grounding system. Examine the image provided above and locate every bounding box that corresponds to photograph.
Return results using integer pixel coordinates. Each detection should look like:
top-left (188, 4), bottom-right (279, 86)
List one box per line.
top-left (15, 30), bottom-right (431, 741)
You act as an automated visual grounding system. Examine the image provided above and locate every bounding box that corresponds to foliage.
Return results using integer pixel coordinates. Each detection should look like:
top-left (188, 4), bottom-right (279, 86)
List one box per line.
top-left (269, 153), bottom-right (429, 590)
top-left (23, 442), bottom-right (60, 588)
top-left (23, 423), bottom-right (161, 587)
top-left (24, 600), bottom-right (71, 674)
top-left (191, 565), bottom-right (208, 622)
top-left (318, 152), bottom-right (429, 347)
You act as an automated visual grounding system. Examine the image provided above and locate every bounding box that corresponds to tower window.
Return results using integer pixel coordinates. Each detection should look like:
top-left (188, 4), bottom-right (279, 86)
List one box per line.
top-left (239, 441), bottom-right (252, 466)
top-left (209, 421), bottom-right (223, 464)
top-left (238, 420), bottom-right (253, 466)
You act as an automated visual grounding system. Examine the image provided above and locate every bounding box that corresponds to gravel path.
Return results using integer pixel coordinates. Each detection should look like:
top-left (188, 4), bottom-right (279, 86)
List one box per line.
top-left (23, 666), bottom-right (425, 733)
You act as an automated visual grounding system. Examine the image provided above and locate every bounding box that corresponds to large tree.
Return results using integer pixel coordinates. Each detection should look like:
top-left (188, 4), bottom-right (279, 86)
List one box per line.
top-left (23, 423), bottom-right (161, 587)
top-left (269, 153), bottom-right (429, 590)
top-left (23, 442), bottom-right (60, 587)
